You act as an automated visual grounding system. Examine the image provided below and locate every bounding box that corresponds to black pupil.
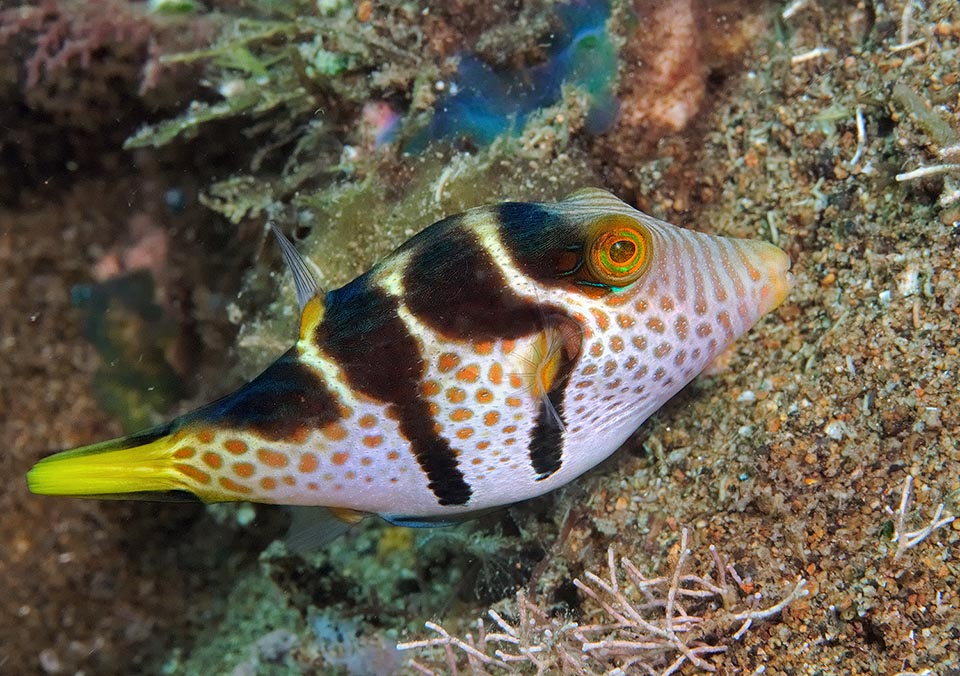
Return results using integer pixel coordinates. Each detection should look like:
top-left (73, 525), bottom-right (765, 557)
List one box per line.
top-left (609, 239), bottom-right (636, 264)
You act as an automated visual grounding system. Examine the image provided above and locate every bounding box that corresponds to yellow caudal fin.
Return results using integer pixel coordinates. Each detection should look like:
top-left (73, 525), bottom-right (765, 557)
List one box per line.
top-left (27, 424), bottom-right (184, 498)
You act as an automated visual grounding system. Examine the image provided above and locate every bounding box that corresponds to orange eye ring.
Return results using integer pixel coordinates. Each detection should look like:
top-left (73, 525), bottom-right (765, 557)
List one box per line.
top-left (585, 216), bottom-right (651, 287)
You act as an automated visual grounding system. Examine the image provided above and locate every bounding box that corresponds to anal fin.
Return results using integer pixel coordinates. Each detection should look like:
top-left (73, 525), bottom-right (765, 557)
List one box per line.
top-left (284, 506), bottom-right (366, 553)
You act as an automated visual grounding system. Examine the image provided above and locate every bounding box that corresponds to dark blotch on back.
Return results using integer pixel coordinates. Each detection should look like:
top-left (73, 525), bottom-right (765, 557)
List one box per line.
top-left (496, 202), bottom-right (582, 286)
top-left (317, 283), bottom-right (472, 506)
top-left (186, 348), bottom-right (339, 442)
top-left (403, 210), bottom-right (563, 340)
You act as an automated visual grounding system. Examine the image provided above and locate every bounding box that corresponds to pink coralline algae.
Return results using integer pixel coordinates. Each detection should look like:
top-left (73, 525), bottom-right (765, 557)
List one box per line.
top-left (0, 0), bottom-right (155, 89)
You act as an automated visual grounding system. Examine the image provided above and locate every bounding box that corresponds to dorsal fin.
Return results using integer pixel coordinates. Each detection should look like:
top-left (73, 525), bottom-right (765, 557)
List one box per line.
top-left (559, 187), bottom-right (636, 218)
top-left (270, 223), bottom-right (323, 312)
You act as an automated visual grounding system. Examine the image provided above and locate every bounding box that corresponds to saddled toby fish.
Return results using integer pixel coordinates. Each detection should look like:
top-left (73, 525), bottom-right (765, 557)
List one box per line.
top-left (27, 188), bottom-right (791, 529)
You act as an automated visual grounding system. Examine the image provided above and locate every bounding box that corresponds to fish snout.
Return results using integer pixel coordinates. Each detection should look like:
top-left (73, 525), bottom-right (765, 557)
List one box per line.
top-left (741, 239), bottom-right (793, 318)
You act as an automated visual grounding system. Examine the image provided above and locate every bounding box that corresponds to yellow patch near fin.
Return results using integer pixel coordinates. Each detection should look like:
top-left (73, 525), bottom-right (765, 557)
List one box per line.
top-left (328, 506), bottom-right (369, 524)
top-left (516, 319), bottom-right (583, 397)
top-left (299, 294), bottom-right (325, 341)
top-left (513, 318), bottom-right (583, 430)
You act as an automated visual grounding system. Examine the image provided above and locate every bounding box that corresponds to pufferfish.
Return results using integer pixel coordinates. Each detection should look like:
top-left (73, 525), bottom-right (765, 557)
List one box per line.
top-left (27, 188), bottom-right (791, 532)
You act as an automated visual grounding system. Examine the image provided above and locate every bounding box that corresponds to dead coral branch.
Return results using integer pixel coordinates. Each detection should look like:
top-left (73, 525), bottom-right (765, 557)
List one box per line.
top-left (892, 475), bottom-right (955, 561)
top-left (399, 528), bottom-right (807, 675)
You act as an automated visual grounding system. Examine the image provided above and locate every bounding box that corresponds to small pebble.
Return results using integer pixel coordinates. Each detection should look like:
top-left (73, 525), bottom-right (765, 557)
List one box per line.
top-left (824, 420), bottom-right (845, 440)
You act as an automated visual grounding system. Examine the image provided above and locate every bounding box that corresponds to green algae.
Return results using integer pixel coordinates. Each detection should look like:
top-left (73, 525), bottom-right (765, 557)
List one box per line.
top-left (163, 573), bottom-right (303, 676)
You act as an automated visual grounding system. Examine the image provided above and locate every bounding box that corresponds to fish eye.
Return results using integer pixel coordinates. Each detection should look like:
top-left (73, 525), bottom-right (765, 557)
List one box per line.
top-left (585, 215), bottom-right (651, 287)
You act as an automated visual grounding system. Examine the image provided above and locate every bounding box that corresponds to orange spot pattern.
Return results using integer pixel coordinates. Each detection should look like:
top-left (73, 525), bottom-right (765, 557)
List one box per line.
top-left (717, 311), bottom-right (733, 335)
top-left (446, 387), bottom-right (466, 403)
top-left (591, 308), bottom-right (610, 331)
top-left (363, 435), bottom-right (384, 448)
top-left (358, 414), bottom-right (377, 428)
top-left (234, 462), bottom-right (255, 478)
top-left (224, 439), bottom-right (247, 455)
top-left (483, 411), bottom-right (500, 426)
top-left (202, 452), bottom-right (223, 469)
top-left (456, 364), bottom-right (480, 383)
top-left (173, 446), bottom-right (195, 459)
top-left (175, 464), bottom-right (211, 485)
top-left (220, 477), bottom-right (252, 494)
top-left (197, 429), bottom-right (215, 444)
top-left (323, 423), bottom-right (348, 441)
top-left (438, 353), bottom-right (460, 372)
top-left (331, 452), bottom-right (349, 466)
top-left (646, 317), bottom-right (665, 333)
top-left (474, 341), bottom-right (494, 355)
top-left (258, 448), bottom-right (288, 469)
top-left (298, 453), bottom-right (318, 473)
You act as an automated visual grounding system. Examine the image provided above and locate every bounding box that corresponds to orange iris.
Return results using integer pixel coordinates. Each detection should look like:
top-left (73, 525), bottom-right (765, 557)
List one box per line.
top-left (585, 215), bottom-right (651, 287)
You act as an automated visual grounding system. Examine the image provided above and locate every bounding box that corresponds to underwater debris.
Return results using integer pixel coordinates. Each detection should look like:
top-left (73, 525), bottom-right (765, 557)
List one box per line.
top-left (308, 611), bottom-right (402, 675)
top-left (405, 0), bottom-right (617, 152)
top-left (399, 529), bottom-right (807, 675)
top-left (891, 82), bottom-right (960, 207)
top-left (890, 475), bottom-right (955, 561)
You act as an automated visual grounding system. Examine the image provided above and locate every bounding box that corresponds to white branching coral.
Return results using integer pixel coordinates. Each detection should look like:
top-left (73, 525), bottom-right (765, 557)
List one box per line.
top-left (891, 475), bottom-right (955, 561)
top-left (398, 528), bottom-right (808, 675)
